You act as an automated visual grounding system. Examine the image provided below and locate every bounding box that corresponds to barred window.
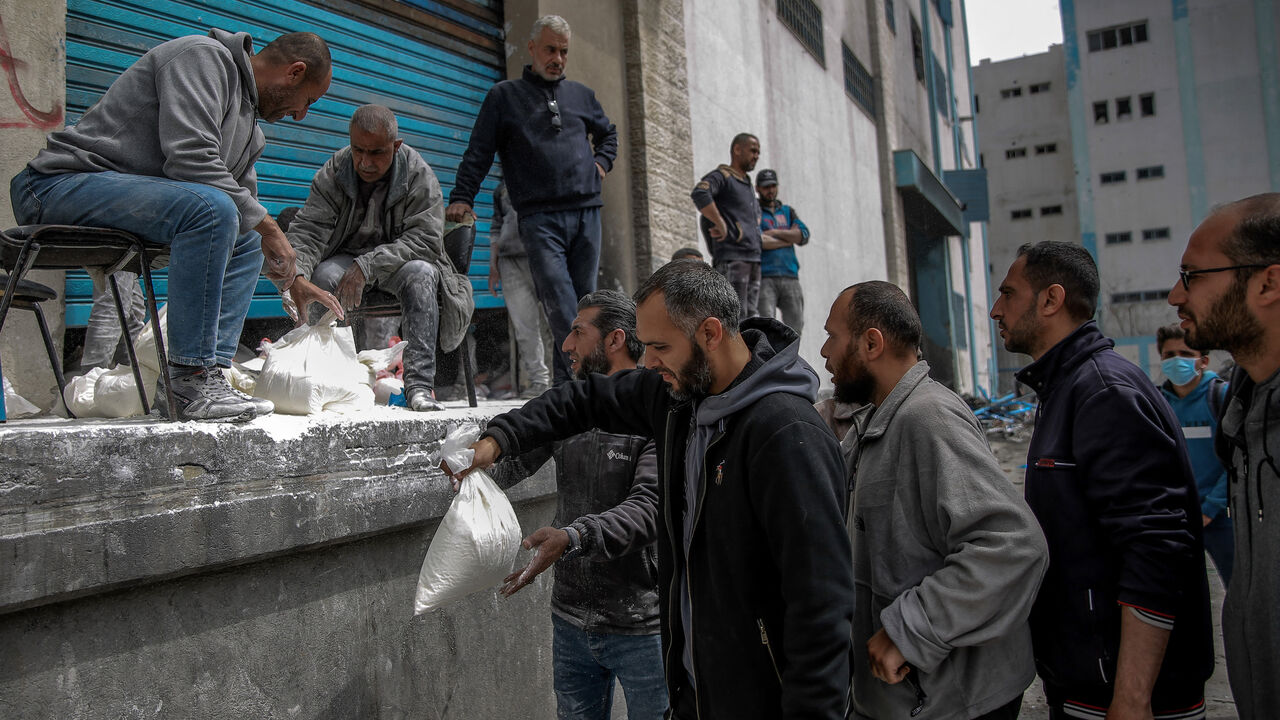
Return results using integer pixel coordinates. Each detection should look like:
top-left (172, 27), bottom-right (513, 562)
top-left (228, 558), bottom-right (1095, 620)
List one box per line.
top-left (778, 0), bottom-right (825, 65)
top-left (1001, 87), bottom-right (1023, 99)
top-left (1029, 82), bottom-right (1051, 94)
top-left (1006, 147), bottom-right (1027, 159)
top-left (910, 14), bottom-right (925, 82)
top-left (1035, 143), bottom-right (1058, 154)
top-left (1105, 231), bottom-right (1133, 244)
top-left (1136, 165), bottom-right (1165, 180)
top-left (1142, 227), bottom-right (1171, 240)
top-left (1088, 21), bottom-right (1148, 52)
top-left (1011, 209), bottom-right (1033, 220)
top-left (1040, 205), bottom-right (1063, 216)
top-left (1100, 170), bottom-right (1126, 184)
top-left (842, 42), bottom-right (876, 116)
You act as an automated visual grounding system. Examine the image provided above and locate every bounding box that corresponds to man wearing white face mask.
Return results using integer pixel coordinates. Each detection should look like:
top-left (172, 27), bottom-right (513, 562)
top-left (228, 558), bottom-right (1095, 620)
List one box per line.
top-left (1157, 324), bottom-right (1233, 587)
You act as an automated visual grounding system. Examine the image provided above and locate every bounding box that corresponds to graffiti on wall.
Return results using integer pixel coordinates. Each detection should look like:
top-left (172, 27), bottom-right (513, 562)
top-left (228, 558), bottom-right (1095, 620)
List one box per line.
top-left (0, 15), bottom-right (63, 130)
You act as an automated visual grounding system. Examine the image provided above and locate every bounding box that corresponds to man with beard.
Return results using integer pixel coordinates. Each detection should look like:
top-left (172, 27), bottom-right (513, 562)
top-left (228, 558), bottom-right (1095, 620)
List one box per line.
top-left (10, 30), bottom-right (335, 421)
top-left (820, 281), bottom-right (1047, 720)
top-left (1167, 193), bottom-right (1280, 720)
top-left (991, 242), bottom-right (1213, 720)
top-left (446, 15), bottom-right (617, 385)
top-left (692, 134), bottom-right (764, 318)
top-left (445, 261), bottom-right (854, 719)
top-left (483, 289), bottom-right (666, 719)
top-left (285, 105), bottom-right (458, 412)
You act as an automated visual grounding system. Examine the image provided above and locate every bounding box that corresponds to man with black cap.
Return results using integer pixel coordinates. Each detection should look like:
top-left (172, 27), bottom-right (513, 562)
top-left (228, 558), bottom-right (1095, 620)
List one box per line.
top-left (756, 169), bottom-right (810, 335)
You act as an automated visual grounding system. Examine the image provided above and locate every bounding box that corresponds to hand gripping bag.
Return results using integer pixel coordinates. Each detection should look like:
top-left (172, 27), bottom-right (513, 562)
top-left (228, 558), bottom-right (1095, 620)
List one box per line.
top-left (414, 424), bottom-right (521, 613)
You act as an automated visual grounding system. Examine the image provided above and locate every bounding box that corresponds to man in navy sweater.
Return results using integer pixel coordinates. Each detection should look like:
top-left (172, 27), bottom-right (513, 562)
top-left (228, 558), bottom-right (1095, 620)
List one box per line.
top-left (446, 14), bottom-right (617, 385)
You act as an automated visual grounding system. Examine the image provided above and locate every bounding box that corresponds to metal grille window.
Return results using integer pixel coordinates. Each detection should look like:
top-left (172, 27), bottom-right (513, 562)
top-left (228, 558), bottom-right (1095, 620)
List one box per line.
top-left (1001, 87), bottom-right (1023, 99)
top-left (842, 42), bottom-right (876, 116)
top-left (1143, 227), bottom-right (1171, 240)
top-left (932, 57), bottom-right (949, 116)
top-left (910, 14), bottom-right (925, 82)
top-left (886, 0), bottom-right (897, 33)
top-left (1011, 209), bottom-right (1033, 220)
top-left (778, 0), bottom-right (826, 65)
top-left (1140, 93), bottom-right (1156, 116)
top-left (1136, 165), bottom-right (1165, 180)
top-left (1030, 82), bottom-right (1051, 94)
top-left (1094, 101), bottom-right (1109, 124)
top-left (1100, 171), bottom-right (1127, 184)
top-left (1088, 21), bottom-right (1149, 52)
top-left (1116, 96), bottom-right (1132, 119)
top-left (1035, 143), bottom-right (1058, 154)
top-left (1041, 205), bottom-right (1064, 216)
top-left (1105, 231), bottom-right (1133, 244)
top-left (1005, 147), bottom-right (1027, 159)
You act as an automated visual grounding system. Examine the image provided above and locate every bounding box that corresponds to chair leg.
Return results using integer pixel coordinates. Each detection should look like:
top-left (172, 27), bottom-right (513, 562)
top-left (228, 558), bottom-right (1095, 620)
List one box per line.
top-left (109, 273), bottom-right (150, 414)
top-left (135, 252), bottom-right (176, 420)
top-left (32, 302), bottom-right (73, 418)
top-left (0, 239), bottom-right (39, 335)
top-left (463, 325), bottom-right (477, 408)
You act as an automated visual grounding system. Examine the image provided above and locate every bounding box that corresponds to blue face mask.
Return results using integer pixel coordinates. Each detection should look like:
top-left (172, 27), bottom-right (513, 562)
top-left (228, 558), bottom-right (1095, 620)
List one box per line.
top-left (1162, 356), bottom-right (1202, 386)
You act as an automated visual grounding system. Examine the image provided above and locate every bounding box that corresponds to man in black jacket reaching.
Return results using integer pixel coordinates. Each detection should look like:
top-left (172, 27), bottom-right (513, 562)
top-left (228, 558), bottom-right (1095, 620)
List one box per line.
top-left (445, 260), bottom-right (854, 720)
top-left (487, 289), bottom-right (666, 719)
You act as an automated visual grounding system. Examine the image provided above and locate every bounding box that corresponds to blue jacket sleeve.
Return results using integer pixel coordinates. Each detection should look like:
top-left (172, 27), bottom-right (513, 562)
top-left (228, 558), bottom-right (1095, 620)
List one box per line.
top-left (788, 206), bottom-right (811, 244)
top-left (449, 87), bottom-right (501, 207)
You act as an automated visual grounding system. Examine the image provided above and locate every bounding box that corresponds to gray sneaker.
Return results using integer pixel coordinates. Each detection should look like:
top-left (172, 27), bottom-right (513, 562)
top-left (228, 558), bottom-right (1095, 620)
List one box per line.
top-left (227, 382), bottom-right (274, 416)
top-left (154, 366), bottom-right (258, 422)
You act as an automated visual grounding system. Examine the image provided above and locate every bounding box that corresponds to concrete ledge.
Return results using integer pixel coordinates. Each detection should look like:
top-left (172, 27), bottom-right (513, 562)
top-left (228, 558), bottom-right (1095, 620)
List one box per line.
top-left (0, 402), bottom-right (555, 615)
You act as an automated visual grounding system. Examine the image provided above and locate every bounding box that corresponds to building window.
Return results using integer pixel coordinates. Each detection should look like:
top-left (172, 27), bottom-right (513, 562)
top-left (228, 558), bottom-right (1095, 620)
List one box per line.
top-left (1011, 209), bottom-right (1033, 220)
top-left (1035, 143), bottom-right (1058, 155)
top-left (932, 57), bottom-right (949, 116)
top-left (974, 94), bottom-right (980, 114)
top-left (777, 0), bottom-right (825, 65)
top-left (1005, 147), bottom-right (1027, 159)
top-left (1100, 170), bottom-right (1126, 184)
top-left (1136, 165), bottom-right (1165, 180)
top-left (1114, 289), bottom-right (1171, 304)
top-left (1116, 96), bottom-right (1132, 119)
top-left (1087, 21), bottom-right (1149, 52)
top-left (1142, 227), bottom-right (1171, 240)
top-left (979, 152), bottom-right (984, 167)
top-left (842, 42), bottom-right (876, 117)
top-left (1030, 82), bottom-right (1051, 94)
top-left (1000, 87), bottom-right (1023, 99)
top-left (886, 0), bottom-right (896, 33)
top-left (1105, 231), bottom-right (1134, 244)
top-left (910, 14), bottom-right (925, 83)
top-left (1140, 93), bottom-right (1155, 116)
top-left (1142, 289), bottom-right (1167, 301)
top-left (1094, 101), bottom-right (1109, 124)
top-left (1040, 205), bottom-right (1064, 216)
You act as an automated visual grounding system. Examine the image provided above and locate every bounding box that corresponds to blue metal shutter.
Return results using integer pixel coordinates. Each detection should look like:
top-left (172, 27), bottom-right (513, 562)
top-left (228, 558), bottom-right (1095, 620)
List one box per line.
top-left (62, 0), bottom-right (506, 325)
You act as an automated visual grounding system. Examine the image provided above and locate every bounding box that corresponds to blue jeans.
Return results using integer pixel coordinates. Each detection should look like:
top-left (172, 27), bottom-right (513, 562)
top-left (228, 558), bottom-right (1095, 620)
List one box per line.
top-left (11, 168), bottom-right (262, 368)
top-left (519, 208), bottom-right (600, 384)
top-left (1203, 513), bottom-right (1234, 588)
top-left (309, 253), bottom-right (440, 393)
top-left (552, 614), bottom-right (668, 720)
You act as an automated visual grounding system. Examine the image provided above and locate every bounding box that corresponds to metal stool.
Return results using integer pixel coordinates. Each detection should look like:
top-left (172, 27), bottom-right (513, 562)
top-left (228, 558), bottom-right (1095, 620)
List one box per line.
top-left (0, 225), bottom-right (176, 419)
top-left (0, 275), bottom-right (69, 415)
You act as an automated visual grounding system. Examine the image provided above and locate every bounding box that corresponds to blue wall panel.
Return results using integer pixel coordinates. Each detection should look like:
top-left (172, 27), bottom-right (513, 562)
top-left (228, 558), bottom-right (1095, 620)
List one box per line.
top-left (63, 0), bottom-right (507, 322)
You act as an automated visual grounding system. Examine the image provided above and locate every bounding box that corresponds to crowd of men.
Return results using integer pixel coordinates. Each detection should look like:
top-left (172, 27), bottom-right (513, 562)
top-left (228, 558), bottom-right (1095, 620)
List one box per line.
top-left (8, 10), bottom-right (1279, 720)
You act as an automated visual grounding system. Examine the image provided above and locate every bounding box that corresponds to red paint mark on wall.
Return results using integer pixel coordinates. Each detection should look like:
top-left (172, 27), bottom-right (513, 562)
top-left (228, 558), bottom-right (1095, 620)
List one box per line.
top-left (0, 15), bottom-right (63, 130)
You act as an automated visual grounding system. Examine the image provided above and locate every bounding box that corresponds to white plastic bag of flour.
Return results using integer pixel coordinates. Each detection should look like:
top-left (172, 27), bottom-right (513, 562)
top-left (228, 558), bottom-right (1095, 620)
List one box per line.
top-left (414, 424), bottom-right (521, 614)
top-left (254, 312), bottom-right (374, 415)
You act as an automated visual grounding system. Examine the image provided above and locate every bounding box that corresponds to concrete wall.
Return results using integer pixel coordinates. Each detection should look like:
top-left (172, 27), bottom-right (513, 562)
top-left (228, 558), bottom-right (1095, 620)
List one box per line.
top-left (0, 0), bottom-right (66, 412)
top-left (683, 0), bottom-right (887, 373)
top-left (0, 408), bottom-right (569, 719)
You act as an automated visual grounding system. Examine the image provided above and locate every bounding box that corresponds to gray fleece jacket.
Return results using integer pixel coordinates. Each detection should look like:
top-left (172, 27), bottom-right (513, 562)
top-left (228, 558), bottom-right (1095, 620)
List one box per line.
top-left (1218, 366), bottom-right (1280, 720)
top-left (29, 29), bottom-right (268, 234)
top-left (843, 362), bottom-right (1048, 720)
top-left (286, 143), bottom-right (447, 288)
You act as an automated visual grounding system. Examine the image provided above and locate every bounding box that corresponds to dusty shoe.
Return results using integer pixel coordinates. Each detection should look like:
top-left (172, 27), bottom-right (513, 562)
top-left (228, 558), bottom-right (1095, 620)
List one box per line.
top-left (225, 380), bottom-right (274, 416)
top-left (154, 366), bottom-right (258, 423)
top-left (408, 387), bottom-right (445, 412)
top-left (518, 381), bottom-right (550, 400)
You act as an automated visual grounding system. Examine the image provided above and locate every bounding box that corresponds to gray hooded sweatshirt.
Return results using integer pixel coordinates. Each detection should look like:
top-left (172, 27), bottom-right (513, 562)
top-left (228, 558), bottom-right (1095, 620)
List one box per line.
top-left (679, 323), bottom-right (820, 687)
top-left (29, 29), bottom-right (268, 234)
top-left (844, 362), bottom-right (1048, 719)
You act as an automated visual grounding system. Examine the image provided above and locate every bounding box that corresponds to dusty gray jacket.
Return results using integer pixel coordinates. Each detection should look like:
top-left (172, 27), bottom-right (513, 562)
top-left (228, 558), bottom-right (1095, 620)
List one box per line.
top-left (29, 29), bottom-right (267, 234)
top-left (844, 362), bottom-right (1048, 720)
top-left (287, 143), bottom-right (449, 289)
top-left (1218, 366), bottom-right (1280, 720)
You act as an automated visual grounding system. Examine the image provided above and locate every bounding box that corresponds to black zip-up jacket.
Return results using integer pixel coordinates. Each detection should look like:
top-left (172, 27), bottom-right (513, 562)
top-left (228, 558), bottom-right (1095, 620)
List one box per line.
top-left (450, 66), bottom-right (617, 217)
top-left (1015, 321), bottom-right (1213, 697)
top-left (489, 430), bottom-right (660, 635)
top-left (484, 320), bottom-right (854, 719)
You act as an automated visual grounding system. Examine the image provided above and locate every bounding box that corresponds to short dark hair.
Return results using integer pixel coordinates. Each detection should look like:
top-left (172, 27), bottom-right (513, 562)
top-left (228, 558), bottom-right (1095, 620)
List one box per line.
top-left (259, 32), bottom-right (331, 82)
top-left (731, 133), bottom-right (758, 151)
top-left (671, 247), bottom-right (704, 262)
top-left (1155, 324), bottom-right (1208, 356)
top-left (846, 281), bottom-right (922, 355)
top-left (1220, 193), bottom-right (1280, 276)
top-left (1016, 241), bottom-right (1099, 321)
top-left (635, 261), bottom-right (740, 337)
top-left (578, 289), bottom-right (643, 362)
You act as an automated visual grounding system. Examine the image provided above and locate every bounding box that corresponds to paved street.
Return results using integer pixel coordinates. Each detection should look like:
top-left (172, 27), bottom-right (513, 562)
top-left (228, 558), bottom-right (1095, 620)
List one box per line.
top-left (988, 437), bottom-right (1238, 720)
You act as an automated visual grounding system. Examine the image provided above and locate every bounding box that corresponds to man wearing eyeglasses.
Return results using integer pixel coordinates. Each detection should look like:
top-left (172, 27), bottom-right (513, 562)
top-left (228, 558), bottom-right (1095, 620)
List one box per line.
top-left (445, 14), bottom-right (618, 386)
top-left (991, 241), bottom-right (1213, 720)
top-left (1168, 193), bottom-right (1280, 720)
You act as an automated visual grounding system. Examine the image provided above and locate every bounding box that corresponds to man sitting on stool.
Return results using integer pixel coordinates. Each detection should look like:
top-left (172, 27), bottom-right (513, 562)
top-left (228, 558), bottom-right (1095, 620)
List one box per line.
top-left (285, 104), bottom-right (456, 411)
